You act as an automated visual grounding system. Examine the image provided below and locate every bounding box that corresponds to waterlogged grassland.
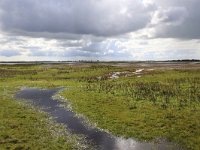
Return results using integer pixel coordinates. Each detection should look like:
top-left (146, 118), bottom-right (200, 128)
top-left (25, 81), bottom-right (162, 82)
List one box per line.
top-left (61, 68), bottom-right (200, 150)
top-left (0, 65), bottom-right (88, 150)
top-left (0, 63), bottom-right (200, 150)
top-left (0, 95), bottom-right (79, 150)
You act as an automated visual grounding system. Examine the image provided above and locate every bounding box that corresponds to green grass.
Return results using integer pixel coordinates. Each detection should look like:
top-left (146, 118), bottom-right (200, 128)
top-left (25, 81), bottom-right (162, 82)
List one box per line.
top-left (0, 98), bottom-right (79, 150)
top-left (0, 89), bottom-right (87, 150)
top-left (0, 65), bottom-right (89, 150)
top-left (61, 69), bottom-right (200, 150)
top-left (0, 64), bottom-right (200, 150)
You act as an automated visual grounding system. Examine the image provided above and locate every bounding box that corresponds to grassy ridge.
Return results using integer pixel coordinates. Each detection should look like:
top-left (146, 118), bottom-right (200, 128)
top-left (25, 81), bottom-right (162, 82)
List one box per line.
top-left (0, 64), bottom-right (200, 150)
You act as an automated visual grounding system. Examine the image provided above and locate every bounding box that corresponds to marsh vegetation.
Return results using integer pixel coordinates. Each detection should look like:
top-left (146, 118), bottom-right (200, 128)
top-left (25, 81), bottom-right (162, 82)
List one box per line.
top-left (0, 62), bottom-right (199, 150)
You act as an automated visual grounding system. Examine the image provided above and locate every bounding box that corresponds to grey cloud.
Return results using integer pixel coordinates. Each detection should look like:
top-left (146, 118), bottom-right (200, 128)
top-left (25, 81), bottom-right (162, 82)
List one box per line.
top-left (158, 49), bottom-right (200, 60)
top-left (0, 35), bottom-right (26, 45)
top-left (60, 40), bottom-right (86, 48)
top-left (29, 50), bottom-right (50, 57)
top-left (0, 0), bottom-right (199, 61)
top-left (80, 40), bottom-right (126, 53)
top-left (139, 41), bottom-right (148, 45)
top-left (64, 49), bottom-right (100, 58)
top-left (27, 48), bottom-right (58, 57)
top-left (151, 7), bottom-right (187, 25)
top-left (0, 0), bottom-right (152, 37)
top-left (27, 39), bottom-right (131, 60)
top-left (151, 0), bottom-right (200, 39)
top-left (75, 39), bottom-right (132, 59)
top-left (28, 48), bottom-right (101, 58)
top-left (0, 50), bottom-right (21, 57)
top-left (81, 42), bottom-right (108, 53)
top-left (130, 48), bottom-right (200, 61)
top-left (0, 0), bottom-right (199, 40)
top-left (7, 31), bottom-right (85, 41)
top-left (63, 48), bottom-right (131, 60)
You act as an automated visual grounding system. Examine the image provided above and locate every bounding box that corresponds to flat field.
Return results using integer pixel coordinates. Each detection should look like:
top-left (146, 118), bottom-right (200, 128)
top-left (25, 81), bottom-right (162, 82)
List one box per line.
top-left (0, 62), bottom-right (199, 150)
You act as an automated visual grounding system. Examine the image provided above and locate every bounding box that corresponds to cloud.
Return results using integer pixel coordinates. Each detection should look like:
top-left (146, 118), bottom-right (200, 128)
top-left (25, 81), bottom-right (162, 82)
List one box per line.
top-left (24, 39), bottom-right (132, 60)
top-left (151, 7), bottom-right (187, 26)
top-left (0, 50), bottom-right (21, 57)
top-left (0, 0), bottom-right (200, 40)
top-left (149, 0), bottom-right (200, 39)
top-left (0, 0), bottom-right (153, 37)
top-left (0, 0), bottom-right (200, 61)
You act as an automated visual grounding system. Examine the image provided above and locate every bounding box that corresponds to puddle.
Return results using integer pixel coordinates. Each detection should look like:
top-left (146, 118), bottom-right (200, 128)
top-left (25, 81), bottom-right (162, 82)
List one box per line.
top-left (109, 69), bottom-right (146, 79)
top-left (16, 88), bottom-right (182, 150)
top-left (135, 69), bottom-right (144, 73)
top-left (109, 72), bottom-right (121, 79)
top-left (133, 69), bottom-right (144, 75)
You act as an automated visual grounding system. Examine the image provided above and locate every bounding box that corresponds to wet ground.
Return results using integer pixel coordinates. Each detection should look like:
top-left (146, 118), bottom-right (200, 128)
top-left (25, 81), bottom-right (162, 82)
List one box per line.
top-left (16, 88), bottom-right (183, 150)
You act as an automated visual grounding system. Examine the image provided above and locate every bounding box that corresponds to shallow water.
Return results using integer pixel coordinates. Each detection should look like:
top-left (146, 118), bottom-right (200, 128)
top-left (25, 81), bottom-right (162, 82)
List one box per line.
top-left (16, 88), bottom-right (182, 150)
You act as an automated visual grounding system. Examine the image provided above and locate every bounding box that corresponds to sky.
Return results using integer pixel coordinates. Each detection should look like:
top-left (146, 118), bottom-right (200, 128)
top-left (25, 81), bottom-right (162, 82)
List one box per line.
top-left (0, 0), bottom-right (200, 61)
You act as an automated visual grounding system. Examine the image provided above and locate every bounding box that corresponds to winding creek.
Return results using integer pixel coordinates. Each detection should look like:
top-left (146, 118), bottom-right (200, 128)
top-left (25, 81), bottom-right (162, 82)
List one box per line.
top-left (16, 87), bottom-right (182, 150)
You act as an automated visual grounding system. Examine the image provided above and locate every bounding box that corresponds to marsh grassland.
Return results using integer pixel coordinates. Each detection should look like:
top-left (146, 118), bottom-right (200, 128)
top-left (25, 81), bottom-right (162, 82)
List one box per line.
top-left (0, 62), bottom-right (200, 150)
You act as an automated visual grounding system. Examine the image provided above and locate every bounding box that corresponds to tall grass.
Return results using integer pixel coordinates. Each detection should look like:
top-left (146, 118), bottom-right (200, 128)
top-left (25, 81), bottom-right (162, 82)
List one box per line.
top-left (85, 76), bottom-right (200, 109)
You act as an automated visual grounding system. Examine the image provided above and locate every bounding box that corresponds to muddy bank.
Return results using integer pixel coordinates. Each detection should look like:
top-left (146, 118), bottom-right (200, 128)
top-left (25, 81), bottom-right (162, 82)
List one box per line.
top-left (16, 88), bottom-right (182, 150)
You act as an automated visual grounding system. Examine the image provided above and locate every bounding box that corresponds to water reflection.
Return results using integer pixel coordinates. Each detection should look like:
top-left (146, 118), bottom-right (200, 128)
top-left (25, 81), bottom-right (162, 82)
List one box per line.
top-left (16, 88), bottom-right (182, 150)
